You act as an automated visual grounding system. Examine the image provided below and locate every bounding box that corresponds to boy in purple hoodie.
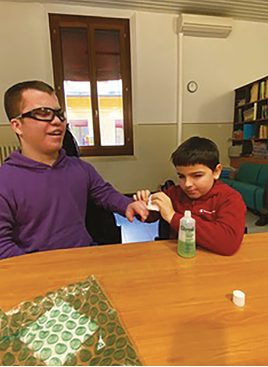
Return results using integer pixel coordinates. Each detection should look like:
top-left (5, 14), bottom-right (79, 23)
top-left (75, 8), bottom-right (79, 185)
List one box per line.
top-left (0, 80), bottom-right (148, 260)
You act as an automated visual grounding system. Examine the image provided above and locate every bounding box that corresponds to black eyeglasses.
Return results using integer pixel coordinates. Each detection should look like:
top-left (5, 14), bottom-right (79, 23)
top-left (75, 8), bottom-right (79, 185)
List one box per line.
top-left (14, 107), bottom-right (66, 122)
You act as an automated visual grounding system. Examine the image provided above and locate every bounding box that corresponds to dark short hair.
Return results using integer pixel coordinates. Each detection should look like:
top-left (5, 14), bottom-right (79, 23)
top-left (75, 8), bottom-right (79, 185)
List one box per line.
top-left (4, 80), bottom-right (55, 120)
top-left (171, 136), bottom-right (220, 171)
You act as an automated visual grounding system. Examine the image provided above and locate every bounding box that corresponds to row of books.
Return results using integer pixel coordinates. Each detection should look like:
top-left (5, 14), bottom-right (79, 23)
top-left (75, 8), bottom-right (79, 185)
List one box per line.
top-left (253, 142), bottom-right (268, 157)
top-left (235, 78), bottom-right (268, 108)
top-left (233, 124), bottom-right (267, 140)
top-left (243, 103), bottom-right (257, 122)
top-left (250, 79), bottom-right (268, 102)
top-left (236, 103), bottom-right (268, 122)
top-left (232, 126), bottom-right (256, 140)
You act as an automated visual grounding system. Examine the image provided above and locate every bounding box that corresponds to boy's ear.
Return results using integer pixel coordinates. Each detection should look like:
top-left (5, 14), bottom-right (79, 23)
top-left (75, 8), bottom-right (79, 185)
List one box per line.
top-left (213, 164), bottom-right (222, 180)
top-left (10, 118), bottom-right (23, 138)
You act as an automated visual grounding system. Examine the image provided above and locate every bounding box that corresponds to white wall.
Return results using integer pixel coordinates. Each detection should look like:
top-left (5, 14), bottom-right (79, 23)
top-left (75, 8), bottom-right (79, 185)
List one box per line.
top-left (134, 12), bottom-right (177, 124)
top-left (1, 1), bottom-right (268, 192)
top-left (180, 19), bottom-right (268, 168)
top-left (0, 2), bottom-right (53, 107)
top-left (182, 20), bottom-right (268, 123)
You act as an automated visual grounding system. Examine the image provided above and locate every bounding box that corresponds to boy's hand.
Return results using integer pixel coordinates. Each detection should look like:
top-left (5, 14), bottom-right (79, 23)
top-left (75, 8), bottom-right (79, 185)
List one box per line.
top-left (125, 201), bottom-right (149, 222)
top-left (133, 189), bottom-right (151, 204)
top-left (150, 192), bottom-right (175, 223)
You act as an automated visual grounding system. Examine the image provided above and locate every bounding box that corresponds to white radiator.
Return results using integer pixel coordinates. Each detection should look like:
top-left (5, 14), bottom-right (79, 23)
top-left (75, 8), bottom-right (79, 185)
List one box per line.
top-left (0, 144), bottom-right (20, 165)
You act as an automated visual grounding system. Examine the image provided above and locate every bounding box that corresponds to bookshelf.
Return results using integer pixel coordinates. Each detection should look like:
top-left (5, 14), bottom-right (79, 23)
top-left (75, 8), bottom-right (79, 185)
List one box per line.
top-left (232, 75), bottom-right (268, 164)
top-left (230, 156), bottom-right (268, 169)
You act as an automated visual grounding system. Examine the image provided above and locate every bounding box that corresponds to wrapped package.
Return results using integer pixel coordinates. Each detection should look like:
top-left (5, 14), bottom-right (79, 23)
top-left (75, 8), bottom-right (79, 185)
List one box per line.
top-left (0, 275), bottom-right (141, 366)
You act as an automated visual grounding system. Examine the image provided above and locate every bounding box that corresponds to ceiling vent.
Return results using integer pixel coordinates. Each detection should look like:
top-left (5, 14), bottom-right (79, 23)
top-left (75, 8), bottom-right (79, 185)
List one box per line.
top-left (178, 13), bottom-right (233, 38)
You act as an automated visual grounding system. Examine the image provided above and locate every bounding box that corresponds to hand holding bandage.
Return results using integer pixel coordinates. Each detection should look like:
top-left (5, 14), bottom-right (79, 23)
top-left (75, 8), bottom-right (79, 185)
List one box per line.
top-left (149, 192), bottom-right (175, 223)
top-left (133, 190), bottom-right (175, 224)
top-left (147, 195), bottom-right (160, 211)
top-left (133, 190), bottom-right (159, 211)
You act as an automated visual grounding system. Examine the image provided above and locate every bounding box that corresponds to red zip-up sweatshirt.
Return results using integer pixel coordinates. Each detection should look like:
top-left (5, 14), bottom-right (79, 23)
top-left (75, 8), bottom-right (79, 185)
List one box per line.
top-left (166, 180), bottom-right (246, 256)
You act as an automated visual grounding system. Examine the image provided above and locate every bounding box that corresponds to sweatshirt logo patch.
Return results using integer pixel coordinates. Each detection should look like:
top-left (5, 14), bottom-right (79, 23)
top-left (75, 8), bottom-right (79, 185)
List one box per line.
top-left (199, 209), bottom-right (216, 214)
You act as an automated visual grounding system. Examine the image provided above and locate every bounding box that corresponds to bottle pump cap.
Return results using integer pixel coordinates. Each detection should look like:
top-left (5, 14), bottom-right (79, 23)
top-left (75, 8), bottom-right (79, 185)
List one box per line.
top-left (184, 210), bottom-right (191, 218)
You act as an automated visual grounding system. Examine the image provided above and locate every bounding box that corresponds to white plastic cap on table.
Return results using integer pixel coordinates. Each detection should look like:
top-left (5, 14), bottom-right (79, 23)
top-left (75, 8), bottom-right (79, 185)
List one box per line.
top-left (233, 290), bottom-right (245, 307)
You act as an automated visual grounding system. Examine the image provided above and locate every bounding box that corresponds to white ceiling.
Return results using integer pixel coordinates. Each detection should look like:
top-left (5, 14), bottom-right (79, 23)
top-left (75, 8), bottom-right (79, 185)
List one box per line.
top-left (5, 0), bottom-right (268, 24)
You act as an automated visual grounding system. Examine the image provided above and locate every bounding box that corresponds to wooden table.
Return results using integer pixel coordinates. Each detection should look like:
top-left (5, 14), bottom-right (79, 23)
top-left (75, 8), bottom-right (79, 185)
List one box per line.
top-left (1, 233), bottom-right (268, 365)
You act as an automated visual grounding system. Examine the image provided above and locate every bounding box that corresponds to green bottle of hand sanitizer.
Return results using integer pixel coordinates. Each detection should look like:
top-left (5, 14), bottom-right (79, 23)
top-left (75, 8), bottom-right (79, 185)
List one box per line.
top-left (178, 210), bottom-right (196, 258)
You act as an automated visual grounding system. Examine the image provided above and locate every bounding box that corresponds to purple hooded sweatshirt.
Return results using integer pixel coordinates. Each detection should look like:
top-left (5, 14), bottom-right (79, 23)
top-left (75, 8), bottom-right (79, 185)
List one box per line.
top-left (0, 149), bottom-right (132, 260)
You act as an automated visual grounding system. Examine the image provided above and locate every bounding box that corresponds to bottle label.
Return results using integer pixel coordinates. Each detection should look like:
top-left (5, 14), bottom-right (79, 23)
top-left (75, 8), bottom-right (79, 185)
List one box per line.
top-left (178, 224), bottom-right (195, 258)
top-left (179, 226), bottom-right (195, 242)
top-left (180, 225), bottom-right (194, 232)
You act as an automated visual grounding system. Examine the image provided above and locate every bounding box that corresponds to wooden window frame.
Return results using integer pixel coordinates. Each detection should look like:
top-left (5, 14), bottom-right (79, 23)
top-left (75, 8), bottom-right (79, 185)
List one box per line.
top-left (49, 13), bottom-right (133, 156)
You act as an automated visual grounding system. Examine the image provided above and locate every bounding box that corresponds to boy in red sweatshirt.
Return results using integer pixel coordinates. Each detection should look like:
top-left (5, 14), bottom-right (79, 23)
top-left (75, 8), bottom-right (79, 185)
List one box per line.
top-left (134, 137), bottom-right (246, 256)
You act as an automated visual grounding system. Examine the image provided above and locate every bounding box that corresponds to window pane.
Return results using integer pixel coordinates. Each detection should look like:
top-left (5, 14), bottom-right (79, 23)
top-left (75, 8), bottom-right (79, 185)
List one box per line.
top-left (61, 27), bottom-right (89, 81)
top-left (95, 29), bottom-right (120, 53)
top-left (61, 27), bottom-right (93, 146)
top-left (97, 80), bottom-right (124, 146)
top-left (95, 29), bottom-right (121, 80)
top-left (95, 29), bottom-right (124, 146)
top-left (64, 81), bottom-right (94, 146)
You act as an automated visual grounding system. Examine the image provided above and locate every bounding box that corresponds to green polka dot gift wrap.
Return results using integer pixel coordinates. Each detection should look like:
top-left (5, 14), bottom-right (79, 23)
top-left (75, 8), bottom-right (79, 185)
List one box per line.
top-left (0, 276), bottom-right (142, 366)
